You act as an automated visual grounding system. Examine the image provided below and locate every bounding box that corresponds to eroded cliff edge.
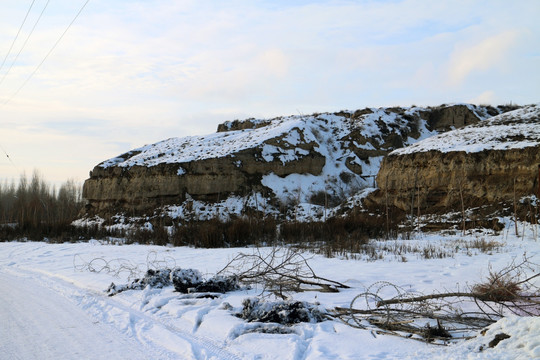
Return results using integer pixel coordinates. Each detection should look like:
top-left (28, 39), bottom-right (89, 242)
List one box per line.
top-left (365, 104), bottom-right (540, 214)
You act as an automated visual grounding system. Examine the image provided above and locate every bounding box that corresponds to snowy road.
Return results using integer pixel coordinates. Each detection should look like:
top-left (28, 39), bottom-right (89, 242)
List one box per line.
top-left (0, 271), bottom-right (152, 360)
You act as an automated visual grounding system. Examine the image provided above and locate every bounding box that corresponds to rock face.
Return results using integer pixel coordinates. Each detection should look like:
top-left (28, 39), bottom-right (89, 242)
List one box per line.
top-left (84, 135), bottom-right (326, 215)
top-left (82, 103), bottom-right (508, 218)
top-left (371, 147), bottom-right (540, 212)
top-left (425, 104), bottom-right (486, 131)
top-left (367, 105), bottom-right (540, 213)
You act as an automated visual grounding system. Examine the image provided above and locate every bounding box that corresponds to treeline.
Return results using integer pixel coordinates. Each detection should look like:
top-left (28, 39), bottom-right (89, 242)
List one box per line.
top-left (0, 171), bottom-right (395, 249)
top-left (0, 171), bottom-right (84, 240)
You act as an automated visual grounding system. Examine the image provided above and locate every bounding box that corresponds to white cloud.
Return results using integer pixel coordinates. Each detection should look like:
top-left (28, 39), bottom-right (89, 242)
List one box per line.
top-left (468, 90), bottom-right (496, 105)
top-left (447, 30), bottom-right (522, 86)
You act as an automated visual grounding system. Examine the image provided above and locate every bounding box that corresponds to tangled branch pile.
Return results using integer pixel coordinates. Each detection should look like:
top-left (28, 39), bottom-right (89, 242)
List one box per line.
top-left (216, 247), bottom-right (349, 299)
top-left (333, 255), bottom-right (540, 344)
top-left (73, 247), bottom-right (350, 300)
top-left (73, 251), bottom-right (176, 281)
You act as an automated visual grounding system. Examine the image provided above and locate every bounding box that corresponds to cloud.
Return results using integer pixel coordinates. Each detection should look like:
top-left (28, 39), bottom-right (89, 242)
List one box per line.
top-left (468, 90), bottom-right (496, 105)
top-left (447, 30), bottom-right (522, 86)
top-left (257, 49), bottom-right (290, 78)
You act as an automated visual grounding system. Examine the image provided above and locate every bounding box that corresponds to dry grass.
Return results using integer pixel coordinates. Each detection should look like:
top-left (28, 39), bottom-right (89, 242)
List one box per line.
top-left (467, 238), bottom-right (502, 253)
top-left (169, 217), bottom-right (276, 248)
top-left (472, 272), bottom-right (521, 302)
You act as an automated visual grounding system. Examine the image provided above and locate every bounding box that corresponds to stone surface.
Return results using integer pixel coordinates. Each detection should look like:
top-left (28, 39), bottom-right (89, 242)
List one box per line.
top-left (426, 104), bottom-right (483, 131)
top-left (367, 147), bottom-right (540, 212)
top-left (84, 147), bottom-right (326, 215)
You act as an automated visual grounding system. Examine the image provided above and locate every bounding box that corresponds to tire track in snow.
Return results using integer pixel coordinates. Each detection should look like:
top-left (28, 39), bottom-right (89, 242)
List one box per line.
top-left (0, 271), bottom-right (150, 360)
top-left (2, 266), bottom-right (243, 360)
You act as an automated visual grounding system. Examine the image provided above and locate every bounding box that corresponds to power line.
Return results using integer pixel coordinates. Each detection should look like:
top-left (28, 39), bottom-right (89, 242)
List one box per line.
top-left (3, 0), bottom-right (91, 105)
top-left (0, 0), bottom-right (37, 174)
top-left (0, 0), bottom-right (51, 88)
top-left (0, 0), bottom-right (90, 173)
top-left (0, 0), bottom-right (36, 74)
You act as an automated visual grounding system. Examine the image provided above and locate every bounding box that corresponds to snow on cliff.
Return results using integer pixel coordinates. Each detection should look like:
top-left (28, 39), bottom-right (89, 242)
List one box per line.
top-left (97, 104), bottom-right (492, 169)
top-left (391, 104), bottom-right (540, 156)
top-left (99, 116), bottom-right (310, 168)
top-left (96, 106), bottom-right (437, 208)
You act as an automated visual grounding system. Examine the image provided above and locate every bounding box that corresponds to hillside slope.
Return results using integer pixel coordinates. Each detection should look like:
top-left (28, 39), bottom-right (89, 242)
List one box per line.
top-left (82, 104), bottom-right (510, 222)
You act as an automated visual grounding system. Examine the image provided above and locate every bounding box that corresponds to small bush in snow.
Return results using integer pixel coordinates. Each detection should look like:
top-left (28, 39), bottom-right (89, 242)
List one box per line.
top-left (472, 271), bottom-right (521, 302)
top-left (238, 298), bottom-right (325, 325)
top-left (173, 271), bottom-right (239, 294)
top-left (191, 275), bottom-right (240, 293)
top-left (171, 268), bottom-right (203, 293)
top-left (107, 268), bottom-right (176, 295)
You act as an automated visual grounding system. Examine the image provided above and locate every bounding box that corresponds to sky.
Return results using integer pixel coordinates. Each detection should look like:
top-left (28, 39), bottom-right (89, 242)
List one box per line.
top-left (0, 0), bottom-right (539, 187)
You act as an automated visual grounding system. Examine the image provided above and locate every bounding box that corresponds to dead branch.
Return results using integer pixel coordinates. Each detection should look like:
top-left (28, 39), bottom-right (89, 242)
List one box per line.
top-left (333, 255), bottom-right (540, 344)
top-left (377, 292), bottom-right (475, 307)
top-left (73, 250), bottom-right (177, 281)
top-left (216, 247), bottom-right (349, 298)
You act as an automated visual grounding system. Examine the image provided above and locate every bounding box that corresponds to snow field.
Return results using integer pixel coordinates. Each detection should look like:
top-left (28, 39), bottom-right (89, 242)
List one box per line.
top-left (1, 222), bottom-right (540, 359)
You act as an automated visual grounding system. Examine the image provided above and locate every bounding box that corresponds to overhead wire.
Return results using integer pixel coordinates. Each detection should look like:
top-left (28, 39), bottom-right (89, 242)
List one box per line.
top-left (0, 0), bottom-right (90, 170)
top-left (0, 0), bottom-right (51, 87)
top-left (0, 0), bottom-right (37, 171)
top-left (2, 0), bottom-right (91, 105)
top-left (0, 0), bottom-right (36, 74)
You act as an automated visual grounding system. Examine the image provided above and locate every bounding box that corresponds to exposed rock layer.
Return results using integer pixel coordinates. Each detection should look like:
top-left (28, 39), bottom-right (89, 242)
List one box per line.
top-left (366, 104), bottom-right (540, 213)
top-left (84, 147), bottom-right (325, 215)
top-left (367, 147), bottom-right (540, 212)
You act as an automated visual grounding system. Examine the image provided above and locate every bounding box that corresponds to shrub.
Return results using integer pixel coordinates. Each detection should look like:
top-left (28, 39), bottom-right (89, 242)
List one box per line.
top-left (107, 267), bottom-right (239, 295)
top-left (238, 298), bottom-right (325, 324)
top-left (171, 217), bottom-right (276, 248)
top-left (171, 268), bottom-right (203, 293)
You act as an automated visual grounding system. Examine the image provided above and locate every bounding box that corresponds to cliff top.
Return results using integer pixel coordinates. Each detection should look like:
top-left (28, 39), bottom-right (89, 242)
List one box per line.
top-left (391, 104), bottom-right (540, 156)
top-left (98, 115), bottom-right (308, 168)
top-left (97, 103), bottom-right (498, 169)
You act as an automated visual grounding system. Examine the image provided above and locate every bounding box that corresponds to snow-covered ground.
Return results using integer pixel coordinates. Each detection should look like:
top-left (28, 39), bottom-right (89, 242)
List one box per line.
top-left (0, 272), bottom-right (152, 360)
top-left (1, 223), bottom-right (539, 359)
